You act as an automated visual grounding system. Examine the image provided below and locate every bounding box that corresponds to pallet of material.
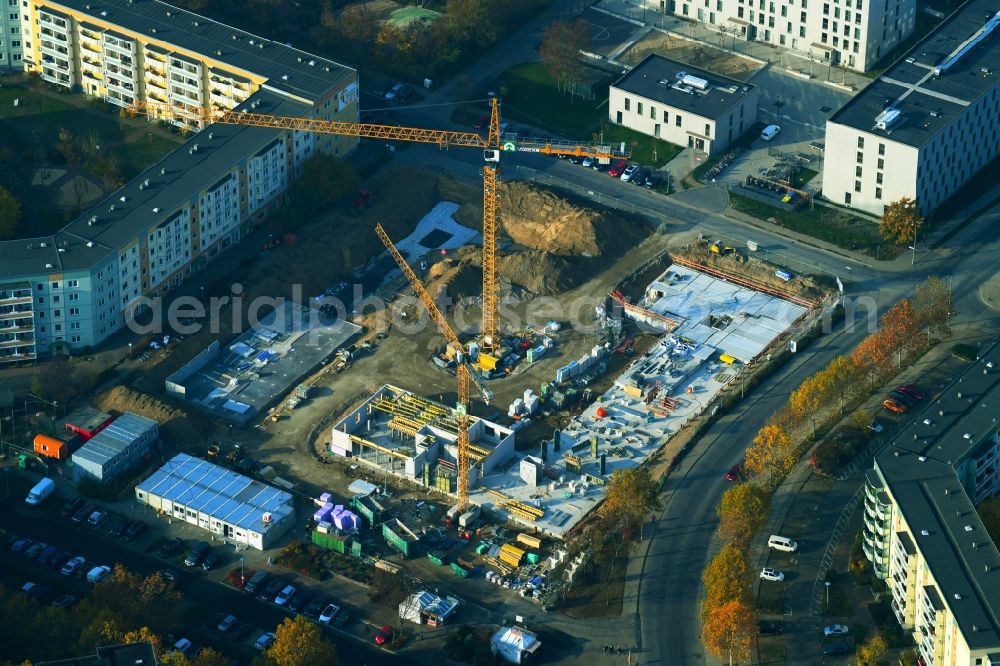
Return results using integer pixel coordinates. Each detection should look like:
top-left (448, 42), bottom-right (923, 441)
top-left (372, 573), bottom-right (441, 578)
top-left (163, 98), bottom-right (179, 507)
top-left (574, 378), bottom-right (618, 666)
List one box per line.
top-left (516, 533), bottom-right (542, 549)
top-left (499, 552), bottom-right (523, 568)
top-left (483, 557), bottom-right (513, 575)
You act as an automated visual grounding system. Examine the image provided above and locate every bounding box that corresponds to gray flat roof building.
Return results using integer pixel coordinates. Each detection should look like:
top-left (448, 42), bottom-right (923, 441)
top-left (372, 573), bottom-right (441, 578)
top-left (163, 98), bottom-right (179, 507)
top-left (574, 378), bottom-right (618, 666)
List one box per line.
top-left (71, 412), bottom-right (158, 482)
top-left (136, 452), bottom-right (295, 549)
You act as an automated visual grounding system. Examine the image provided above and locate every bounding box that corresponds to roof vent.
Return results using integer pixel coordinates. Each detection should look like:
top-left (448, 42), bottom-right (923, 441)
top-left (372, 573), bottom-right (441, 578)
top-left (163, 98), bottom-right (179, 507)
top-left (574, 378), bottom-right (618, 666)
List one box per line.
top-left (89, 215), bottom-right (98, 225)
top-left (208, 132), bottom-right (214, 140)
top-left (45, 263), bottom-right (54, 269)
top-left (40, 242), bottom-right (47, 248)
top-left (921, 529), bottom-right (930, 536)
top-left (324, 66), bottom-right (330, 72)
top-left (875, 108), bottom-right (902, 130)
top-left (57, 248), bottom-right (65, 253)
top-left (965, 525), bottom-right (973, 531)
top-left (918, 456), bottom-right (927, 462)
top-left (86, 241), bottom-right (94, 248)
top-left (945, 488), bottom-right (950, 495)
top-left (957, 392), bottom-right (963, 399)
top-left (987, 361), bottom-right (994, 368)
top-left (297, 56), bottom-right (302, 62)
top-left (258, 43), bottom-right (263, 49)
top-left (248, 39), bottom-right (254, 45)
top-left (151, 28), bottom-right (156, 33)
top-left (109, 205), bottom-right (115, 212)
top-left (281, 74), bottom-right (288, 81)
top-left (262, 512), bottom-right (272, 523)
top-left (232, 33), bottom-right (238, 40)
top-left (216, 49), bottom-right (222, 56)
top-left (120, 195), bottom-right (127, 202)
top-left (894, 450), bottom-right (900, 456)
top-left (964, 433), bottom-right (972, 439)
top-left (160, 167), bottom-right (166, 176)
top-left (166, 9), bottom-right (171, 15)
top-left (193, 20), bottom-right (199, 26)
top-left (144, 179), bottom-right (150, 187)
top-left (139, 183), bottom-right (144, 190)
top-left (100, 10), bottom-right (107, 15)
top-left (308, 60), bottom-right (316, 66)
top-left (954, 593), bottom-right (962, 600)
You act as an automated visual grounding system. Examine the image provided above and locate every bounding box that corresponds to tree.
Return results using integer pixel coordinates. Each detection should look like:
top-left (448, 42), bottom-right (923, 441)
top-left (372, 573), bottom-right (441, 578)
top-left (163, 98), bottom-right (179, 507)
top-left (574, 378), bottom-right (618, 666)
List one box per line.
top-left (602, 465), bottom-right (660, 536)
top-left (266, 616), bottom-right (338, 666)
top-left (702, 599), bottom-right (756, 666)
top-left (190, 648), bottom-right (229, 666)
top-left (291, 154), bottom-right (359, 214)
top-left (852, 332), bottom-right (894, 385)
top-left (0, 186), bottom-right (20, 239)
top-left (856, 632), bottom-right (887, 666)
top-left (879, 197), bottom-right (922, 245)
top-left (701, 546), bottom-right (750, 613)
top-left (122, 627), bottom-right (164, 658)
top-left (744, 423), bottom-right (795, 478)
top-left (89, 565), bottom-right (182, 633)
top-left (539, 20), bottom-right (591, 95)
top-left (716, 484), bottom-right (768, 548)
top-left (879, 298), bottom-right (922, 356)
top-left (914, 275), bottom-right (952, 337)
top-left (445, 0), bottom-right (501, 48)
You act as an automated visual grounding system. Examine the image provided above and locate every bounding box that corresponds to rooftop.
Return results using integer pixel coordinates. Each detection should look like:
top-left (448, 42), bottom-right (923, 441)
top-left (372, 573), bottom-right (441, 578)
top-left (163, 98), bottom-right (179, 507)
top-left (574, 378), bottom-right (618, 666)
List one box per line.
top-left (828, 0), bottom-right (1000, 147)
top-left (42, 0), bottom-right (351, 100)
top-left (0, 90), bottom-right (308, 281)
top-left (874, 339), bottom-right (1000, 650)
top-left (72, 412), bottom-right (158, 467)
top-left (137, 452), bottom-right (294, 534)
top-left (38, 641), bottom-right (158, 666)
top-left (611, 53), bottom-right (756, 120)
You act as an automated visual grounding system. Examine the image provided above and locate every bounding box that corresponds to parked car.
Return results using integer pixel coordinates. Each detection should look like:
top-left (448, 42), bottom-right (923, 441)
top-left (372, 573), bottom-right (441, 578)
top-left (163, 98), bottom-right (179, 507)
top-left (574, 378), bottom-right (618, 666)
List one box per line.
top-left (201, 551), bottom-right (222, 571)
top-left (159, 538), bottom-right (184, 559)
top-left (889, 390), bottom-right (917, 407)
top-left (567, 155), bottom-right (582, 165)
top-left (49, 551), bottom-right (72, 570)
top-left (897, 383), bottom-right (926, 400)
top-left (87, 565), bottom-right (112, 583)
top-left (725, 464), bottom-right (741, 481)
top-left (882, 397), bottom-right (908, 414)
top-left (822, 643), bottom-right (849, 656)
top-left (303, 597), bottom-right (326, 618)
top-left (642, 172), bottom-right (659, 189)
top-left (217, 614), bottom-right (238, 633)
top-left (87, 510), bottom-right (108, 527)
top-left (760, 124), bottom-right (781, 141)
top-left (868, 420), bottom-right (884, 433)
top-left (581, 156), bottom-right (596, 168)
top-left (184, 541), bottom-right (211, 567)
top-left (229, 624), bottom-right (253, 642)
top-left (108, 517), bottom-right (130, 537)
top-left (394, 85), bottom-right (414, 104)
top-left (319, 603), bottom-right (340, 625)
top-left (259, 578), bottom-right (285, 602)
top-left (608, 160), bottom-right (628, 177)
top-left (274, 584), bottom-right (296, 606)
top-left (374, 625), bottom-right (393, 646)
top-left (824, 624), bottom-right (849, 637)
top-left (26, 585), bottom-right (53, 603)
top-left (124, 520), bottom-right (148, 542)
top-left (60, 497), bottom-right (84, 519)
top-left (24, 542), bottom-right (48, 559)
top-left (61, 556), bottom-right (86, 576)
top-left (36, 545), bottom-right (59, 565)
top-left (71, 504), bottom-right (96, 524)
top-left (52, 594), bottom-right (76, 608)
top-left (244, 570), bottom-right (270, 594)
top-left (758, 620), bottom-right (784, 635)
top-left (254, 632), bottom-right (276, 651)
top-left (620, 164), bottom-right (640, 182)
top-left (760, 567), bottom-right (785, 582)
top-left (287, 589), bottom-right (312, 613)
top-left (630, 167), bottom-right (650, 185)
top-left (591, 158), bottom-right (608, 172)
top-left (171, 638), bottom-right (192, 655)
top-left (158, 569), bottom-right (180, 583)
top-left (10, 538), bottom-right (32, 553)
top-left (383, 83), bottom-right (405, 102)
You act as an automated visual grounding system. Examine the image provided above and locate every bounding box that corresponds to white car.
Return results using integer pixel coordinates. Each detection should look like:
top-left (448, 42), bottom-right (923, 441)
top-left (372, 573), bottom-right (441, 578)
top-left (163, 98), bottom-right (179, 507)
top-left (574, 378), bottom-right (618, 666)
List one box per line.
top-left (760, 567), bottom-right (785, 582)
top-left (384, 83), bottom-right (404, 101)
top-left (217, 614), bottom-right (237, 632)
top-left (319, 603), bottom-right (340, 625)
top-left (274, 584), bottom-right (296, 606)
top-left (824, 624), bottom-right (849, 637)
top-left (254, 632), bottom-right (276, 651)
top-left (760, 124), bottom-right (781, 141)
top-left (87, 565), bottom-right (112, 583)
top-left (61, 556), bottom-right (86, 576)
top-left (620, 164), bottom-right (640, 182)
top-left (581, 156), bottom-right (596, 168)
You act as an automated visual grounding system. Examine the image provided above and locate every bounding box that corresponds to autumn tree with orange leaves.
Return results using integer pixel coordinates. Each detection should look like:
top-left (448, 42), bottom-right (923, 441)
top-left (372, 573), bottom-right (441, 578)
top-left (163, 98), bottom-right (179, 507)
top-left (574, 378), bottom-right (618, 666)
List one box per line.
top-left (702, 545), bottom-right (751, 615)
top-left (744, 423), bottom-right (796, 480)
top-left (717, 484), bottom-right (768, 548)
top-left (703, 599), bottom-right (757, 665)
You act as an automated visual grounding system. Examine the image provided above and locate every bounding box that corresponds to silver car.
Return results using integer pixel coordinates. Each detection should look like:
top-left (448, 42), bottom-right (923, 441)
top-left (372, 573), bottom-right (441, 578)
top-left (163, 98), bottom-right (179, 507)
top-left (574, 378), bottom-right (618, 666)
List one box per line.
top-left (620, 164), bottom-right (640, 182)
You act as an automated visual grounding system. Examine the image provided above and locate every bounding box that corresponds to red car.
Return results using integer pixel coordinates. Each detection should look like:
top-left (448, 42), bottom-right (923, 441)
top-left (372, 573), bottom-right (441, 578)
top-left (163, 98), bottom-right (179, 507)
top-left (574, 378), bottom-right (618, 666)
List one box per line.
top-left (896, 384), bottom-right (925, 400)
top-left (374, 625), bottom-right (393, 646)
top-left (882, 397), bottom-right (908, 414)
top-left (725, 465), bottom-right (741, 481)
top-left (608, 160), bottom-right (629, 177)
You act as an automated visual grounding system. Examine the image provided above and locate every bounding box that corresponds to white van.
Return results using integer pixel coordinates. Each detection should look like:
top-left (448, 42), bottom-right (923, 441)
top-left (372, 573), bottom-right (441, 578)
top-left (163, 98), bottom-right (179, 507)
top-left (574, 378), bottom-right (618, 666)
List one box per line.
top-left (25, 478), bottom-right (55, 506)
top-left (768, 535), bottom-right (798, 552)
top-left (760, 124), bottom-right (781, 141)
top-left (86, 565), bottom-right (112, 583)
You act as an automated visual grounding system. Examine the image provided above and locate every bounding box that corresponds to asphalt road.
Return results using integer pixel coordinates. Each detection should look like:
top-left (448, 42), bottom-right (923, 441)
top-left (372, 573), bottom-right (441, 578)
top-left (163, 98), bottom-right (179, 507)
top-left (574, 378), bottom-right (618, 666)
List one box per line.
top-left (1, 504), bottom-right (419, 666)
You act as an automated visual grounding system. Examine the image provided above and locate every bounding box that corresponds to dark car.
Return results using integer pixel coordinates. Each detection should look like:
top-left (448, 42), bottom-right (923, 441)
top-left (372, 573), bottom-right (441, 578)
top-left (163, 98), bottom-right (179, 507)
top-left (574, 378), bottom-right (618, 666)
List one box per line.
top-left (303, 597), bottom-right (326, 618)
top-left (643, 173), bottom-right (659, 189)
top-left (725, 464), bottom-right (741, 481)
top-left (108, 517), bottom-right (130, 538)
top-left (287, 589), bottom-right (313, 613)
top-left (71, 504), bottom-right (96, 524)
top-left (159, 538), bottom-right (184, 559)
top-left (567, 155), bottom-right (582, 165)
top-left (184, 541), bottom-right (211, 567)
top-left (124, 520), bottom-right (148, 542)
top-left (822, 643), bottom-right (849, 656)
top-left (229, 623), bottom-right (253, 642)
top-left (631, 167), bottom-right (651, 185)
top-left (758, 620), bottom-right (784, 635)
top-left (36, 545), bottom-right (59, 565)
top-left (201, 551), bottom-right (222, 571)
top-left (591, 159), bottom-right (607, 172)
top-left (10, 538), bottom-right (32, 553)
top-left (49, 551), bottom-right (73, 570)
top-left (395, 85), bottom-right (415, 104)
top-left (897, 383), bottom-right (926, 400)
top-left (60, 497), bottom-right (84, 519)
top-left (889, 390), bottom-right (917, 407)
top-left (28, 585), bottom-right (53, 603)
top-left (158, 569), bottom-right (180, 583)
top-left (258, 577), bottom-right (285, 602)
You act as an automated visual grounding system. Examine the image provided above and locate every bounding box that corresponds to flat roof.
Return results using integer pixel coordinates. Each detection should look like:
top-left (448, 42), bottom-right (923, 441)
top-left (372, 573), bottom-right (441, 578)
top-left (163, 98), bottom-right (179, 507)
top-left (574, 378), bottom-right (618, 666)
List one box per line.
top-left (874, 339), bottom-right (1000, 649)
top-left (72, 412), bottom-right (157, 467)
top-left (41, 0), bottom-right (352, 100)
top-left (0, 89), bottom-right (308, 280)
top-left (828, 0), bottom-right (1000, 148)
top-left (137, 452), bottom-right (293, 533)
top-left (610, 53), bottom-right (756, 121)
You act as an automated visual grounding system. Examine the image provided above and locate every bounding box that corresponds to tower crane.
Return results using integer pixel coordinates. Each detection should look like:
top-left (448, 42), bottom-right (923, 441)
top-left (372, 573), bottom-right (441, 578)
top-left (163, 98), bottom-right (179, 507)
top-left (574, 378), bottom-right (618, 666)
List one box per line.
top-left (127, 98), bottom-right (626, 351)
top-left (375, 222), bottom-right (491, 511)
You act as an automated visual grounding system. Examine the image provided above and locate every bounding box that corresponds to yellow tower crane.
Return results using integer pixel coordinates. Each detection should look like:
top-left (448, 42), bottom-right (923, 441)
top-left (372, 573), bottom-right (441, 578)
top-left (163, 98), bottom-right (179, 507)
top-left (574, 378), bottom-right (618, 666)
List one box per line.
top-left (127, 99), bottom-right (625, 351)
top-left (375, 222), bottom-right (492, 511)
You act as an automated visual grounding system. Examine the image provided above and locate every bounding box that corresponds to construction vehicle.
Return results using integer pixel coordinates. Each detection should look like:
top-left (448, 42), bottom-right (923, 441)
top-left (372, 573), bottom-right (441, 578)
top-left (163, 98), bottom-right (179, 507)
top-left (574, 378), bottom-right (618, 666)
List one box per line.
top-left (126, 98), bottom-right (625, 353)
top-left (376, 223), bottom-right (493, 512)
top-left (709, 240), bottom-right (737, 256)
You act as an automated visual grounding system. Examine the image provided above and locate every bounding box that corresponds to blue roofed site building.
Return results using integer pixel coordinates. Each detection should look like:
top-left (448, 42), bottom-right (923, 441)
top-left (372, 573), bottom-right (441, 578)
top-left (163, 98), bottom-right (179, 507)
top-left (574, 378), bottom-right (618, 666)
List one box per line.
top-left (862, 339), bottom-right (1000, 665)
top-left (135, 452), bottom-right (295, 550)
top-left (0, 0), bottom-right (359, 364)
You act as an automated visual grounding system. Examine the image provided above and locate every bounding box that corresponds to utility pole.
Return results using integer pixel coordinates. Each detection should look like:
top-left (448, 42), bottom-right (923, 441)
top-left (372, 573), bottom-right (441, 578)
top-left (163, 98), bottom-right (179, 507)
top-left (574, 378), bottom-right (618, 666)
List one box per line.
top-left (911, 221), bottom-right (917, 265)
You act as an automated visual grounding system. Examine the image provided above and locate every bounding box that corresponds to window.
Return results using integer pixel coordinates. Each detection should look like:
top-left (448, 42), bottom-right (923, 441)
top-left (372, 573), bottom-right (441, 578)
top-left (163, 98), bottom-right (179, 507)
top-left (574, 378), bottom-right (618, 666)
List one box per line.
top-left (70, 322), bottom-right (80, 330)
top-left (675, 114), bottom-right (682, 127)
top-left (877, 158), bottom-right (884, 169)
top-left (51, 281), bottom-right (60, 289)
top-left (705, 123), bottom-right (711, 136)
top-left (68, 293), bottom-right (79, 301)
top-left (71, 335), bottom-right (81, 343)
top-left (822, 32), bottom-right (828, 42)
top-left (857, 137), bottom-right (865, 149)
top-left (67, 279), bottom-right (78, 287)
top-left (52, 295), bottom-right (60, 303)
top-left (54, 324), bottom-right (62, 332)
top-left (69, 307), bottom-right (79, 315)
top-left (875, 187), bottom-right (882, 199)
top-left (856, 151), bottom-right (863, 163)
top-left (799, 25), bottom-right (806, 36)
top-left (800, 10), bottom-right (806, 19)
top-left (854, 180), bottom-right (861, 192)
top-left (878, 143), bottom-right (885, 155)
top-left (855, 166), bottom-right (863, 177)
top-left (876, 173), bottom-right (883, 184)
top-left (624, 98), bottom-right (631, 111)
top-left (845, 192), bottom-right (852, 204)
top-left (822, 17), bottom-right (829, 28)
top-left (780, 5), bottom-right (786, 14)
top-left (663, 110), bottom-right (669, 122)
top-left (833, 36), bottom-right (839, 46)
top-left (53, 309), bottom-right (61, 317)
top-left (637, 102), bottom-right (644, 115)
top-left (823, 2), bottom-right (829, 12)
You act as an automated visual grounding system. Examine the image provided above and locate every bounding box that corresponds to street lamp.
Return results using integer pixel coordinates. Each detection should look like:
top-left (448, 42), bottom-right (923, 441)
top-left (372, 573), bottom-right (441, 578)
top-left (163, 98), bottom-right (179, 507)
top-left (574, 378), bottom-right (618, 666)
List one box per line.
top-left (825, 581), bottom-right (831, 610)
top-left (845, 266), bottom-right (852, 283)
top-left (910, 221), bottom-right (918, 265)
top-left (240, 556), bottom-right (245, 586)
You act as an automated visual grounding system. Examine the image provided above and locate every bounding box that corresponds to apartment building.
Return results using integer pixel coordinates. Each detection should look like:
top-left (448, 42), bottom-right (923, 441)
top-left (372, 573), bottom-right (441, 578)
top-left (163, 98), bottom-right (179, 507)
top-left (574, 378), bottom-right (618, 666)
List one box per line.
top-left (0, 0), bottom-right (23, 69)
top-left (609, 54), bottom-right (759, 155)
top-left (823, 0), bottom-right (1000, 216)
top-left (862, 343), bottom-right (1000, 665)
top-left (640, 0), bottom-right (913, 72)
top-left (0, 0), bottom-right (358, 363)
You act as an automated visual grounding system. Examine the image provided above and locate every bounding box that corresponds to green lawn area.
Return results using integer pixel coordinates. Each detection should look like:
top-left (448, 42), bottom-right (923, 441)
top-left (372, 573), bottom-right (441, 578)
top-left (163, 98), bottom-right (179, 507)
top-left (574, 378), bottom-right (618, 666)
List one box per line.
top-left (791, 167), bottom-right (818, 190)
top-left (497, 63), bottom-right (605, 136)
top-left (728, 192), bottom-right (905, 259)
top-left (598, 123), bottom-right (684, 168)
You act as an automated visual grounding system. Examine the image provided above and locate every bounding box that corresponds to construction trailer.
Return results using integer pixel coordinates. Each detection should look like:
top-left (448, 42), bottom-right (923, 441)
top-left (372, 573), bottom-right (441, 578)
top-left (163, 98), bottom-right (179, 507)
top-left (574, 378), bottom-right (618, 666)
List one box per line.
top-left (491, 626), bottom-right (542, 664)
top-left (382, 517), bottom-right (420, 558)
top-left (399, 590), bottom-right (460, 626)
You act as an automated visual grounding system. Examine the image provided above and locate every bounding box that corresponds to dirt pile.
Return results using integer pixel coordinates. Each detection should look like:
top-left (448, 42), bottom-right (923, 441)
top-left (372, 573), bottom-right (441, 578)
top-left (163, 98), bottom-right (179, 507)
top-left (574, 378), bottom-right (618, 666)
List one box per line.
top-left (94, 385), bottom-right (211, 447)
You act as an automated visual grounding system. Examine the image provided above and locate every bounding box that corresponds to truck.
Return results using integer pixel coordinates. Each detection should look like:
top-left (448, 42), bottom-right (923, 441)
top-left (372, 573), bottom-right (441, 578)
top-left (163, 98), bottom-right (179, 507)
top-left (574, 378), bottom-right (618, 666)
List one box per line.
top-left (25, 478), bottom-right (55, 506)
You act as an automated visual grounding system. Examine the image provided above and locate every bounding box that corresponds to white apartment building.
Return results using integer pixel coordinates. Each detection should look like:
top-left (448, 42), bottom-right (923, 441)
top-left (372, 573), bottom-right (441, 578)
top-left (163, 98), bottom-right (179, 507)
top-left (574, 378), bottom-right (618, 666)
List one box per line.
top-left (823, 0), bottom-right (1000, 216)
top-left (862, 345), bottom-right (1000, 665)
top-left (609, 54), bottom-right (759, 155)
top-left (0, 0), bottom-right (359, 362)
top-left (0, 0), bottom-right (23, 69)
top-left (641, 0), bottom-right (913, 71)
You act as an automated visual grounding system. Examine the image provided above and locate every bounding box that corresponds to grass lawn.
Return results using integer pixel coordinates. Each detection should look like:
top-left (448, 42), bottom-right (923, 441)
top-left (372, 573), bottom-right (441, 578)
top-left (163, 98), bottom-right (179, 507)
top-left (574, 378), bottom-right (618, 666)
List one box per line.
top-left (728, 192), bottom-right (905, 259)
top-left (597, 123), bottom-right (684, 168)
top-left (791, 167), bottom-right (818, 189)
top-left (497, 63), bottom-right (605, 137)
top-left (757, 636), bottom-right (787, 665)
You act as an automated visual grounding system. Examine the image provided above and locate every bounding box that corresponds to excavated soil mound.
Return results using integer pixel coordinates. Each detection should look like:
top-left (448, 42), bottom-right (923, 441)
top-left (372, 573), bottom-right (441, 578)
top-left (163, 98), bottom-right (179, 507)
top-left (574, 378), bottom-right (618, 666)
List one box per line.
top-left (95, 385), bottom-right (210, 447)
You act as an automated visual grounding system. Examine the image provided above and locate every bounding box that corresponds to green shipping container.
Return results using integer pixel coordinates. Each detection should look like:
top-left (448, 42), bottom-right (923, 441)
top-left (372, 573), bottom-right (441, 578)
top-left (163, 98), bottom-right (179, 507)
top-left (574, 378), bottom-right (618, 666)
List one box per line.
top-left (428, 552), bottom-right (445, 566)
top-left (526, 552), bottom-right (540, 565)
top-left (476, 543), bottom-right (489, 555)
top-left (311, 530), bottom-right (348, 554)
top-left (450, 563), bottom-right (469, 577)
top-left (383, 522), bottom-right (414, 558)
top-left (351, 540), bottom-right (362, 557)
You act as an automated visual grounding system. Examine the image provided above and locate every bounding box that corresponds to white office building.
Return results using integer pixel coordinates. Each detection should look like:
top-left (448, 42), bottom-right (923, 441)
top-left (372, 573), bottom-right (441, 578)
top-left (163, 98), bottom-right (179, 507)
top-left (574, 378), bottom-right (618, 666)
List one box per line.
top-left (823, 0), bottom-right (1000, 215)
top-left (71, 412), bottom-right (159, 483)
top-left (609, 54), bottom-right (759, 155)
top-left (639, 0), bottom-right (913, 72)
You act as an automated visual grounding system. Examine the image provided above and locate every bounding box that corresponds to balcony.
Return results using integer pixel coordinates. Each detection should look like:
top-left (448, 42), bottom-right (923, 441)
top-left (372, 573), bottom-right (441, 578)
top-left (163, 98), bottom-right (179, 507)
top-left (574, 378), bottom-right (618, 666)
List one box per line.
top-left (0, 351), bottom-right (37, 364)
top-left (0, 324), bottom-right (34, 335)
top-left (0, 337), bottom-right (35, 349)
top-left (0, 295), bottom-right (32, 306)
